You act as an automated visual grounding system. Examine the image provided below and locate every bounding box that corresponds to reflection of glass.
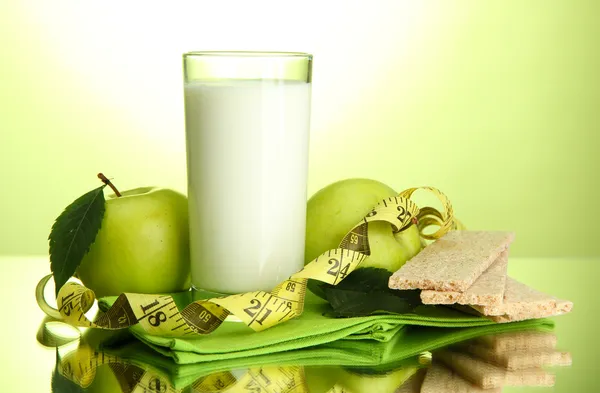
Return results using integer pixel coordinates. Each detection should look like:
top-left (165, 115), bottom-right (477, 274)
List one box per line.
top-left (183, 51), bottom-right (313, 294)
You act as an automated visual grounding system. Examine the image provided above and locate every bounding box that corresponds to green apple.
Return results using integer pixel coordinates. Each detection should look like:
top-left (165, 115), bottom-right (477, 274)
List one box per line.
top-left (305, 178), bottom-right (422, 273)
top-left (362, 222), bottom-right (422, 272)
top-left (77, 187), bottom-right (191, 298)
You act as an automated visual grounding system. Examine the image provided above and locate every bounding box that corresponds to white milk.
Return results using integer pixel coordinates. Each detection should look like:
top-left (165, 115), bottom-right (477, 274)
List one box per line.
top-left (185, 80), bottom-right (311, 294)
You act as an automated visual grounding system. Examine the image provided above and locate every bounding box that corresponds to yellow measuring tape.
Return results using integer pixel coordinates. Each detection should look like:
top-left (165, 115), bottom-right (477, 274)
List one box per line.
top-left (37, 187), bottom-right (460, 337)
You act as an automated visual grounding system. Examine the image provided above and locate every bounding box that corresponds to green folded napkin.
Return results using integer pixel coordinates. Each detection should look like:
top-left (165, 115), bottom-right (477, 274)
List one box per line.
top-left (99, 290), bottom-right (551, 366)
top-left (105, 318), bottom-right (554, 389)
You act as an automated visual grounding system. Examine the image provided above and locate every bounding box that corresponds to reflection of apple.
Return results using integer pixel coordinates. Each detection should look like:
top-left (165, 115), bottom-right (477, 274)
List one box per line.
top-left (85, 365), bottom-right (122, 393)
top-left (305, 179), bottom-right (422, 273)
top-left (304, 365), bottom-right (417, 393)
top-left (304, 366), bottom-right (342, 393)
top-left (336, 367), bottom-right (418, 393)
top-left (77, 187), bottom-right (191, 298)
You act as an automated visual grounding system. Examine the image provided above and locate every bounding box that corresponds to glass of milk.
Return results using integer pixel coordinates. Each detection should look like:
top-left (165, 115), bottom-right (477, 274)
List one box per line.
top-left (183, 52), bottom-right (312, 294)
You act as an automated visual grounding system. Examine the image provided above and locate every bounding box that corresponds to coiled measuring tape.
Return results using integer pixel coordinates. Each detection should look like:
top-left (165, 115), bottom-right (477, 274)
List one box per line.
top-left (36, 187), bottom-right (459, 337)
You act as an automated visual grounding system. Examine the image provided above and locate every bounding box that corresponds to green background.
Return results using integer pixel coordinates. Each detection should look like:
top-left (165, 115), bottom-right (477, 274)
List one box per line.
top-left (1, 2), bottom-right (598, 390)
top-left (1, 0), bottom-right (598, 258)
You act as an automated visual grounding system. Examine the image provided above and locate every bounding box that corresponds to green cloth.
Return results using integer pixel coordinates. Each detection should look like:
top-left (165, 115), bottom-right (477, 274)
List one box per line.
top-left (107, 318), bottom-right (554, 389)
top-left (99, 291), bottom-right (551, 366)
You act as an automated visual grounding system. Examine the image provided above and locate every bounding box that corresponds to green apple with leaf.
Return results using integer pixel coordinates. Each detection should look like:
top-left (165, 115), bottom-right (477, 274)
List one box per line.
top-left (305, 178), bottom-right (422, 272)
top-left (49, 174), bottom-right (190, 298)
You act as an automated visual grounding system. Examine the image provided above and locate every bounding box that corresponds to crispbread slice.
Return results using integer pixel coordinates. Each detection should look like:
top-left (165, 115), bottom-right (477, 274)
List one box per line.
top-left (436, 350), bottom-right (555, 389)
top-left (471, 278), bottom-right (573, 322)
top-left (473, 331), bottom-right (557, 352)
top-left (489, 301), bottom-right (573, 323)
top-left (421, 250), bottom-right (508, 306)
top-left (419, 362), bottom-right (500, 393)
top-left (456, 342), bottom-right (572, 370)
top-left (389, 231), bottom-right (515, 292)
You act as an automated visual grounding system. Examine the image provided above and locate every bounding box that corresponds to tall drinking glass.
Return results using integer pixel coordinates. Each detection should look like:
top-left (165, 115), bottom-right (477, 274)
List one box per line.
top-left (183, 51), bottom-right (312, 294)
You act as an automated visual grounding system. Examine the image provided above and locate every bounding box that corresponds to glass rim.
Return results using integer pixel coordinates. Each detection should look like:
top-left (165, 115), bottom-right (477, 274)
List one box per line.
top-left (183, 51), bottom-right (312, 59)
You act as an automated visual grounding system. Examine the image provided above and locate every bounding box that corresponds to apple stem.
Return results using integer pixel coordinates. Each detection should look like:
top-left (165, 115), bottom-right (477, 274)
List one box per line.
top-left (97, 173), bottom-right (122, 197)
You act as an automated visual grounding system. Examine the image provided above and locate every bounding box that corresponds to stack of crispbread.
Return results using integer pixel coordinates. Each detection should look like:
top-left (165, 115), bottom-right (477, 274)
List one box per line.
top-left (396, 330), bottom-right (571, 392)
top-left (388, 231), bottom-right (573, 322)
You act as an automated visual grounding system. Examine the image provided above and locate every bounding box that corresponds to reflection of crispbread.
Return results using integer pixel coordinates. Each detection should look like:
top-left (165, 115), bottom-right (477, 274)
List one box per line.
top-left (421, 250), bottom-right (508, 306)
top-left (419, 362), bottom-right (499, 393)
top-left (389, 231), bottom-right (515, 292)
top-left (436, 350), bottom-right (505, 389)
top-left (504, 369), bottom-right (556, 387)
top-left (436, 350), bottom-right (555, 389)
top-left (457, 342), bottom-right (572, 370)
top-left (471, 278), bottom-right (573, 322)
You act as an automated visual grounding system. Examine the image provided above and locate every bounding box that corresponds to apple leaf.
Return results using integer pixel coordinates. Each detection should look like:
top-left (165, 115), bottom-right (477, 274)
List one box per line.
top-left (49, 185), bottom-right (106, 296)
top-left (322, 267), bottom-right (422, 317)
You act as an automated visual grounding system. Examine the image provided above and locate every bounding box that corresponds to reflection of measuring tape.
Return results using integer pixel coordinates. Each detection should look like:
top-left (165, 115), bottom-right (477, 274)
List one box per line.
top-left (194, 367), bottom-right (308, 393)
top-left (57, 344), bottom-right (181, 392)
top-left (56, 342), bottom-right (428, 393)
top-left (56, 343), bottom-right (307, 393)
top-left (37, 187), bottom-right (459, 337)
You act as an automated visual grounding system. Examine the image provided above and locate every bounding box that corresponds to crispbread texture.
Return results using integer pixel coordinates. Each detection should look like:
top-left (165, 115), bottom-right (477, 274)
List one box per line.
top-left (436, 350), bottom-right (555, 389)
top-left (419, 362), bottom-right (499, 393)
top-left (473, 331), bottom-right (557, 353)
top-left (421, 249), bottom-right (508, 306)
top-left (457, 342), bottom-right (572, 370)
top-left (389, 231), bottom-right (515, 292)
top-left (471, 278), bottom-right (573, 322)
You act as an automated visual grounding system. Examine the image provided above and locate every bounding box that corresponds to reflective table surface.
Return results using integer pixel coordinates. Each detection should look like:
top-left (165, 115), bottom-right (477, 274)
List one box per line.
top-left (1, 256), bottom-right (598, 392)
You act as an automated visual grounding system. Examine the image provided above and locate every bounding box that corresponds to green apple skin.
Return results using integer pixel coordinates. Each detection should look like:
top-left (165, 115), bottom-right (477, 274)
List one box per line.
top-left (305, 178), bottom-right (397, 265)
top-left (360, 222), bottom-right (422, 272)
top-left (77, 187), bottom-right (191, 298)
top-left (305, 178), bottom-right (422, 272)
